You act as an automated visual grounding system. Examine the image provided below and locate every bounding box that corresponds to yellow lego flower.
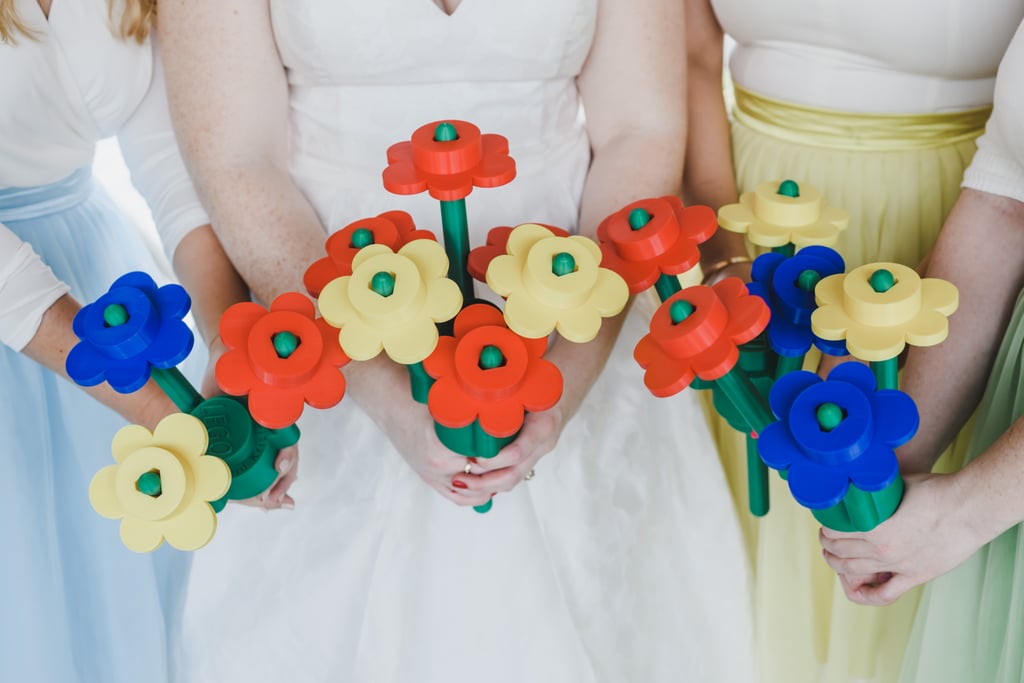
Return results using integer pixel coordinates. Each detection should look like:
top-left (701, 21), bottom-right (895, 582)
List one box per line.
top-left (718, 179), bottom-right (849, 248)
top-left (318, 239), bottom-right (463, 364)
top-left (89, 413), bottom-right (230, 553)
top-left (486, 223), bottom-right (629, 342)
top-left (811, 263), bottom-right (959, 361)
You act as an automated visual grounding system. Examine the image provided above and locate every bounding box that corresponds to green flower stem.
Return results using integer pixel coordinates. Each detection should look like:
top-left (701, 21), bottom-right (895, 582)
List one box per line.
top-left (439, 198), bottom-right (474, 301)
top-left (771, 243), bottom-right (796, 257)
top-left (407, 362), bottom-right (434, 404)
top-left (870, 357), bottom-right (899, 390)
top-left (774, 354), bottom-right (805, 380)
top-left (151, 367), bottom-right (204, 414)
top-left (715, 366), bottom-right (774, 517)
top-left (811, 478), bottom-right (904, 532)
top-left (714, 366), bottom-right (775, 435)
top-left (746, 433), bottom-right (769, 517)
top-left (845, 485), bottom-right (883, 531)
top-left (473, 499), bottom-right (494, 513)
top-left (654, 273), bottom-right (682, 302)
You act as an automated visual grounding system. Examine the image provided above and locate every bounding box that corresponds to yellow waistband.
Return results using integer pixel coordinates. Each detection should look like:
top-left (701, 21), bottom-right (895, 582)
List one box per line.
top-left (732, 84), bottom-right (992, 152)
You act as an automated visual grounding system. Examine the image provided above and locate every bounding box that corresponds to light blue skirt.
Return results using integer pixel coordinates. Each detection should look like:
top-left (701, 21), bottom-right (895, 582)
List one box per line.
top-left (0, 168), bottom-right (198, 682)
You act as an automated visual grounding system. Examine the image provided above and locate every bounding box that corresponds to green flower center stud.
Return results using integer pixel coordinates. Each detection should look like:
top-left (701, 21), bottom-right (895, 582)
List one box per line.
top-left (371, 271), bottom-right (397, 297)
top-left (350, 228), bottom-right (375, 249)
top-left (777, 179), bottom-right (800, 198)
top-left (272, 331), bottom-right (300, 359)
top-left (816, 402), bottom-right (845, 432)
top-left (135, 470), bottom-right (162, 497)
top-left (103, 303), bottom-right (129, 328)
top-left (478, 344), bottom-right (506, 370)
top-left (628, 208), bottom-right (652, 231)
top-left (434, 122), bottom-right (459, 142)
top-left (797, 269), bottom-right (821, 292)
top-left (670, 299), bottom-right (694, 324)
top-left (552, 252), bottom-right (576, 277)
top-left (869, 268), bottom-right (896, 293)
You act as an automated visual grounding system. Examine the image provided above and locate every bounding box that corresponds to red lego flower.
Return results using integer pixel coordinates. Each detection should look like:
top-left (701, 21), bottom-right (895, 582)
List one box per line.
top-left (467, 223), bottom-right (570, 283)
top-left (303, 211), bottom-right (436, 296)
top-left (382, 120), bottom-right (517, 202)
top-left (216, 292), bottom-right (350, 429)
top-left (634, 279), bottom-right (770, 397)
top-left (423, 304), bottom-right (563, 438)
top-left (597, 196), bottom-right (717, 294)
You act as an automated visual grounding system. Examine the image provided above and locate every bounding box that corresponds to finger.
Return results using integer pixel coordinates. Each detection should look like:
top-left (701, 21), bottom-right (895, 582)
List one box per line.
top-left (269, 467), bottom-right (299, 505)
top-left (821, 549), bottom-right (884, 576)
top-left (275, 446), bottom-right (298, 475)
top-left (851, 573), bottom-right (916, 606)
top-left (479, 412), bottom-right (558, 472)
top-left (466, 464), bottom-right (531, 494)
top-left (435, 484), bottom-right (492, 508)
top-left (818, 528), bottom-right (878, 559)
top-left (838, 572), bottom-right (888, 595)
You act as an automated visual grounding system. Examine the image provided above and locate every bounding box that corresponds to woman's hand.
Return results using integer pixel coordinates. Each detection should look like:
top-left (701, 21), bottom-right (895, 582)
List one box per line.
top-left (382, 402), bottom-right (497, 508)
top-left (818, 472), bottom-right (988, 605)
top-left (450, 408), bottom-right (565, 497)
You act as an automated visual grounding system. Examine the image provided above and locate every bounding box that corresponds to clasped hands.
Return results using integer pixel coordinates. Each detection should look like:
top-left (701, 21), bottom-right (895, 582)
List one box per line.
top-left (386, 400), bottom-right (564, 509)
top-left (818, 470), bottom-right (992, 606)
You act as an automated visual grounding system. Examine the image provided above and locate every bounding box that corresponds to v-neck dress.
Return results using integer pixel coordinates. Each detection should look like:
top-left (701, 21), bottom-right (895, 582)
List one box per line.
top-left (178, 2), bottom-right (756, 681)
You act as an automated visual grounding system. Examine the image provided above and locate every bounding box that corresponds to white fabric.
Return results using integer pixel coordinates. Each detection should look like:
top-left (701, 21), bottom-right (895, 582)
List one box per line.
top-left (181, 2), bottom-right (755, 682)
top-left (0, 225), bottom-right (68, 350)
top-left (713, 0), bottom-right (1024, 113)
top-left (0, 0), bottom-right (207, 258)
top-left (962, 19), bottom-right (1024, 204)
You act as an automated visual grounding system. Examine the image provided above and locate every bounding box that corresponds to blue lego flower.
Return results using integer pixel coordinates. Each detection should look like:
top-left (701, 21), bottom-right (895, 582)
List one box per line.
top-left (66, 272), bottom-right (194, 393)
top-left (747, 246), bottom-right (848, 357)
top-left (757, 362), bottom-right (918, 510)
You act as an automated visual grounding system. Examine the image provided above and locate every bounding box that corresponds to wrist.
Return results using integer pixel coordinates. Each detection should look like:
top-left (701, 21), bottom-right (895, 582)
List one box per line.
top-left (953, 464), bottom-right (1015, 547)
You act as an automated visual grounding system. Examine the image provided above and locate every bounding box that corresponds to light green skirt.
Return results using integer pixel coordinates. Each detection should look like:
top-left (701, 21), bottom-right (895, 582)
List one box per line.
top-left (900, 290), bottom-right (1024, 682)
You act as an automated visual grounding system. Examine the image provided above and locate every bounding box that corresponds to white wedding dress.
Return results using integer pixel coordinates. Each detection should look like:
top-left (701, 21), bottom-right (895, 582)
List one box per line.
top-left (180, 2), bottom-right (755, 681)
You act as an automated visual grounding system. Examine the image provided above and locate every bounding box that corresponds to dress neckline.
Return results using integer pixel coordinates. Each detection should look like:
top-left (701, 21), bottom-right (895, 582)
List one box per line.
top-left (430, 0), bottom-right (465, 17)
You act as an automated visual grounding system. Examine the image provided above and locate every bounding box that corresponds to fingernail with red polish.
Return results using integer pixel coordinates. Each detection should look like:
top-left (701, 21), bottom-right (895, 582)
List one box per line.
top-left (451, 480), bottom-right (468, 489)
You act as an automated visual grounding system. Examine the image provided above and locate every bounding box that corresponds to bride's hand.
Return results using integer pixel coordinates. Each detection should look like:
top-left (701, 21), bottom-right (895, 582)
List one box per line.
top-left (449, 406), bottom-right (565, 496)
top-left (383, 403), bottom-right (497, 508)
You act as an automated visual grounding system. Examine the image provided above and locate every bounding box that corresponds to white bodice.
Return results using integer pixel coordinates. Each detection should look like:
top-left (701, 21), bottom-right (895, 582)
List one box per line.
top-left (0, 0), bottom-right (151, 187)
top-left (269, 0), bottom-right (597, 236)
top-left (713, 0), bottom-right (1024, 113)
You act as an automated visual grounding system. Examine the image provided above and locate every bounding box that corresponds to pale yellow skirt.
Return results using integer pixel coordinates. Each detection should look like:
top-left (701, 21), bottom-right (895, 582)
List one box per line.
top-left (716, 85), bottom-right (987, 683)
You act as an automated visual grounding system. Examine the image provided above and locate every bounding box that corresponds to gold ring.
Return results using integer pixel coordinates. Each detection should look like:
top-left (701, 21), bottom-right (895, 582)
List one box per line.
top-left (524, 469), bottom-right (535, 481)
top-left (463, 462), bottom-right (473, 475)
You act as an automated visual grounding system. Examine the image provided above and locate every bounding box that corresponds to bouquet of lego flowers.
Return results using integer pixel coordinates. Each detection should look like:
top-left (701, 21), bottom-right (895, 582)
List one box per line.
top-left (611, 179), bottom-right (958, 532)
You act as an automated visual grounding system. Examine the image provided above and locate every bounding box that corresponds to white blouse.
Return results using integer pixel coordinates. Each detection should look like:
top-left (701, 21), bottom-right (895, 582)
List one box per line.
top-left (962, 19), bottom-right (1024, 203)
top-left (0, 0), bottom-right (206, 350)
top-left (713, 0), bottom-right (1024, 113)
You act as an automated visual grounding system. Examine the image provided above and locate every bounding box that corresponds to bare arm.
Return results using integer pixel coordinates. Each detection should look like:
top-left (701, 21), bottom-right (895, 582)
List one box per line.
top-left (159, 0), bottom-right (490, 506)
top-left (898, 189), bottom-right (1024, 472)
top-left (23, 295), bottom-right (177, 429)
top-left (820, 189), bottom-right (1024, 605)
top-left (681, 0), bottom-right (749, 278)
top-left (458, 0), bottom-right (695, 493)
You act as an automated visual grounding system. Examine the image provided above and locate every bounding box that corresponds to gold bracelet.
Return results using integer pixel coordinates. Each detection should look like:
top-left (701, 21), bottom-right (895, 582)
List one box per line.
top-left (702, 255), bottom-right (754, 284)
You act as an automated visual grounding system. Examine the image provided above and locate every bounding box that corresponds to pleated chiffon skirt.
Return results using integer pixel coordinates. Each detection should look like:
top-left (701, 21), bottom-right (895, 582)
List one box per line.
top-left (0, 168), bottom-right (195, 683)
